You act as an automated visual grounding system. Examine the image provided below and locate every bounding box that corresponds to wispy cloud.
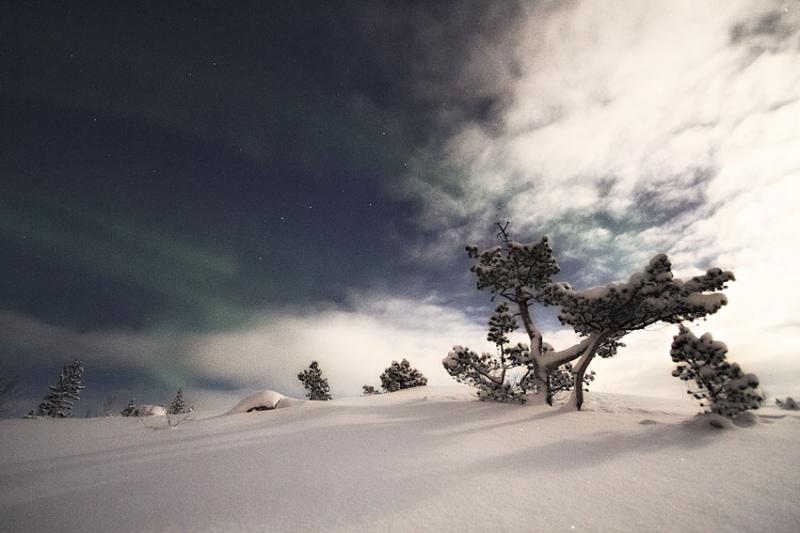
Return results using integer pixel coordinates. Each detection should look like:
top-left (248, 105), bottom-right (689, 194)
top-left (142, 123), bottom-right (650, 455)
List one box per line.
top-left (398, 0), bottom-right (800, 394)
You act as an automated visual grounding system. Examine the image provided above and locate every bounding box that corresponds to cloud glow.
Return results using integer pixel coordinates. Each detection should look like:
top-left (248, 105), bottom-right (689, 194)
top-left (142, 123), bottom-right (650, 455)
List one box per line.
top-left (400, 0), bottom-right (800, 397)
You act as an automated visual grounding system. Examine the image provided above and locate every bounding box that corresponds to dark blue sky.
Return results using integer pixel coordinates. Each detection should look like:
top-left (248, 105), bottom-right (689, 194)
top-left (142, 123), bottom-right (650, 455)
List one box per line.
top-left (1, 1), bottom-right (517, 332)
top-left (1, 1), bottom-right (529, 411)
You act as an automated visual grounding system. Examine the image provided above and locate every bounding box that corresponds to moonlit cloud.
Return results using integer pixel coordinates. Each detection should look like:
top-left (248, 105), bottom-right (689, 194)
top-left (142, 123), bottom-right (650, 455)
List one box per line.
top-left (399, 0), bottom-right (800, 396)
top-left (0, 294), bottom-right (487, 409)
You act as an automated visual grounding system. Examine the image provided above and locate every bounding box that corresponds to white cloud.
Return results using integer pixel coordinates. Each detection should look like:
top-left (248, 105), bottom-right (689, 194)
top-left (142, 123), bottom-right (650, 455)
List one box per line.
top-left (398, 0), bottom-right (800, 396)
top-left (0, 294), bottom-right (487, 402)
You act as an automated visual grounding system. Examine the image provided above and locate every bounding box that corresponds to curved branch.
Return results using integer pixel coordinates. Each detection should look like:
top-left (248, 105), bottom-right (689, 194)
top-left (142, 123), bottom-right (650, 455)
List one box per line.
top-left (539, 333), bottom-right (601, 370)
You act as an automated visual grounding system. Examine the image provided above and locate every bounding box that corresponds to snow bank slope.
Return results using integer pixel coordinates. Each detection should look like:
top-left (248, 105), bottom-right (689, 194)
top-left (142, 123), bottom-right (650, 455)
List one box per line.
top-left (226, 390), bottom-right (295, 414)
top-left (1, 387), bottom-right (798, 533)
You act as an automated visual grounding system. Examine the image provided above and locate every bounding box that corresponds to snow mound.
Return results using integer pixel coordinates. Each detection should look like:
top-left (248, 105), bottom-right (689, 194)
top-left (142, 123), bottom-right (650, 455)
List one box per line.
top-left (227, 390), bottom-right (295, 414)
top-left (135, 405), bottom-right (167, 417)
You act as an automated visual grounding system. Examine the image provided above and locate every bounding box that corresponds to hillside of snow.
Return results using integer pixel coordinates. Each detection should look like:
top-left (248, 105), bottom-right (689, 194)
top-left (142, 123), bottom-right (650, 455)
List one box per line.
top-left (1, 386), bottom-right (798, 532)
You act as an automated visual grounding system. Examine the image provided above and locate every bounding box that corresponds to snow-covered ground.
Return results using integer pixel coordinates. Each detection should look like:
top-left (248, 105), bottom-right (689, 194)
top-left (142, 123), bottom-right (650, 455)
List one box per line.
top-left (1, 386), bottom-right (798, 532)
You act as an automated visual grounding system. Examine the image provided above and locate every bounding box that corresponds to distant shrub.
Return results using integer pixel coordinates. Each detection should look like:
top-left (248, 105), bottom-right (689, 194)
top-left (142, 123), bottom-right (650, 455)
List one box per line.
top-left (380, 359), bottom-right (428, 392)
top-left (361, 385), bottom-right (380, 396)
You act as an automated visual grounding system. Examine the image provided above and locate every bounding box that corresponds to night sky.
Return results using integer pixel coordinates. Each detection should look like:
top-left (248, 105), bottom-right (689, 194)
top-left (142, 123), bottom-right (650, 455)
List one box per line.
top-left (2, 1), bottom-right (799, 414)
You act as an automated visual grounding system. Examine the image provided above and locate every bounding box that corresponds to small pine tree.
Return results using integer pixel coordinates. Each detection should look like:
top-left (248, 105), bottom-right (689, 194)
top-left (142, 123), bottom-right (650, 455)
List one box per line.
top-left (297, 361), bottom-right (332, 400)
top-left (380, 359), bottom-right (428, 392)
top-left (487, 302), bottom-right (516, 355)
top-left (32, 360), bottom-right (86, 418)
top-left (670, 326), bottom-right (762, 418)
top-left (121, 398), bottom-right (137, 417)
top-left (168, 388), bottom-right (191, 414)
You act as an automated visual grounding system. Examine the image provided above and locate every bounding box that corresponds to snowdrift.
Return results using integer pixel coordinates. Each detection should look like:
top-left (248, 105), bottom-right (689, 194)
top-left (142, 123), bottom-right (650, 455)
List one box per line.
top-left (227, 390), bottom-right (296, 414)
top-left (134, 404), bottom-right (167, 416)
top-left (1, 387), bottom-right (798, 533)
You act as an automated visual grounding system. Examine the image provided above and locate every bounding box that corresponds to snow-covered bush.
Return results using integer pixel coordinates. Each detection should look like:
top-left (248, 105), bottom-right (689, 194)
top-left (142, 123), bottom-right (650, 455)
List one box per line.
top-left (443, 302), bottom-right (528, 402)
top-left (30, 360), bottom-right (85, 418)
top-left (775, 397), bottom-right (798, 410)
top-left (443, 345), bottom-right (526, 403)
top-left (380, 359), bottom-right (428, 392)
top-left (297, 361), bottom-right (332, 400)
top-left (228, 391), bottom-right (292, 414)
top-left (121, 399), bottom-right (137, 416)
top-left (361, 385), bottom-right (381, 396)
top-left (447, 222), bottom-right (734, 410)
top-left (670, 326), bottom-right (762, 418)
top-left (135, 404), bottom-right (167, 417)
top-left (168, 388), bottom-right (192, 414)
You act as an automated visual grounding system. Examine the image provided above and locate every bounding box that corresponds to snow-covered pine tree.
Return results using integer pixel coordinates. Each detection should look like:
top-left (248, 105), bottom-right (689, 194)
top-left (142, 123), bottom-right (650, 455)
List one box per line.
top-left (670, 325), bottom-right (762, 418)
top-left (32, 360), bottom-right (85, 418)
top-left (446, 222), bottom-right (734, 410)
top-left (168, 388), bottom-right (191, 414)
top-left (380, 359), bottom-right (428, 392)
top-left (121, 398), bottom-right (137, 416)
top-left (297, 361), bottom-right (332, 400)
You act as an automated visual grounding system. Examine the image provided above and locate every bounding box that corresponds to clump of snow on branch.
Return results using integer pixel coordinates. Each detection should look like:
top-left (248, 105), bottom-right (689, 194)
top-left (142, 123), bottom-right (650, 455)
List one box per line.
top-left (549, 254), bottom-right (735, 336)
top-left (670, 325), bottom-right (762, 419)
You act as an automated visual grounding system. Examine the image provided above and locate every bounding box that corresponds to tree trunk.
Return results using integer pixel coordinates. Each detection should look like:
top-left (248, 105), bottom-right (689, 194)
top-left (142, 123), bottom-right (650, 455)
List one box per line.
top-left (516, 296), bottom-right (550, 402)
top-left (572, 354), bottom-right (594, 411)
top-left (516, 297), bottom-right (542, 356)
top-left (570, 333), bottom-right (608, 411)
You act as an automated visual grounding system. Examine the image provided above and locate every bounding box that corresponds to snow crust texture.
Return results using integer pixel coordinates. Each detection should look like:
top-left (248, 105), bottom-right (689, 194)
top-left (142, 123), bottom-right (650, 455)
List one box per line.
top-left (1, 387), bottom-right (798, 533)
